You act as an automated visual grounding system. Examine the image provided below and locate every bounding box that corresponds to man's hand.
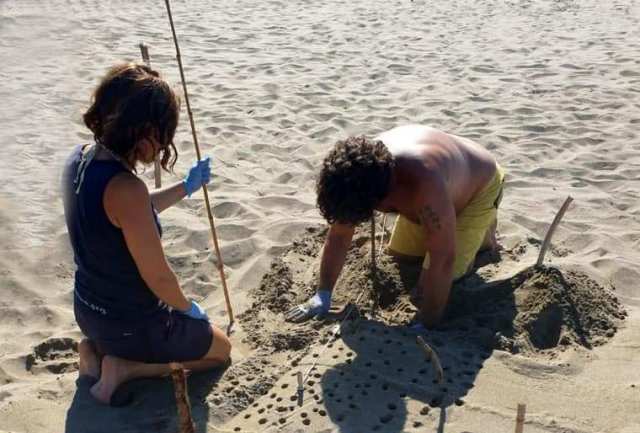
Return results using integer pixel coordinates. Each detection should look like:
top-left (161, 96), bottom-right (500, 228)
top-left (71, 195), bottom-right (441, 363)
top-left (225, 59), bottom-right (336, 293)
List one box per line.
top-left (284, 290), bottom-right (332, 323)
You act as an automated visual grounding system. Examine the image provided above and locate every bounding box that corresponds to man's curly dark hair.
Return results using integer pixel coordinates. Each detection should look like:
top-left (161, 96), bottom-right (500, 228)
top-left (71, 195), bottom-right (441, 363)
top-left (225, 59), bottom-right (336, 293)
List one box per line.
top-left (316, 136), bottom-right (394, 225)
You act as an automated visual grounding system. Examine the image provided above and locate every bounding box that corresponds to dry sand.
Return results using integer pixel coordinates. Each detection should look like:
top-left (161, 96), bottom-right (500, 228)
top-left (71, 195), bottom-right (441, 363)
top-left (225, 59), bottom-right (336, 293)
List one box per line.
top-left (1, 0), bottom-right (639, 432)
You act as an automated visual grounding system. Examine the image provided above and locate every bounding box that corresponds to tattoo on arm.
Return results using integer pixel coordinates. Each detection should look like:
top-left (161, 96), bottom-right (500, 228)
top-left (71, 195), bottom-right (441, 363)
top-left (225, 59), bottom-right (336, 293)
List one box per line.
top-left (419, 205), bottom-right (442, 233)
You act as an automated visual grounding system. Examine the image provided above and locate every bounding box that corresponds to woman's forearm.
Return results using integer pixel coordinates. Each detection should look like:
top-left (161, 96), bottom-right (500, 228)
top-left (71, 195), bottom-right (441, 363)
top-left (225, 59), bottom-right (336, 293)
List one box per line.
top-left (149, 181), bottom-right (187, 213)
top-left (147, 273), bottom-right (191, 311)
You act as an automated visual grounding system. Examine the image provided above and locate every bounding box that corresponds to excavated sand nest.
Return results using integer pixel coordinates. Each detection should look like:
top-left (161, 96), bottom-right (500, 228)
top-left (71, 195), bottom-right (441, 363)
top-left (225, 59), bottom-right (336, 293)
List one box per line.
top-left (240, 225), bottom-right (626, 357)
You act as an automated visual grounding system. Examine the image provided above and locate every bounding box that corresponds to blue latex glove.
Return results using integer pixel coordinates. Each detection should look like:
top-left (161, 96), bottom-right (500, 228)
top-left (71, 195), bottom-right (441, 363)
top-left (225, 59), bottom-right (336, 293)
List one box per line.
top-left (284, 290), bottom-right (332, 322)
top-left (183, 157), bottom-right (211, 197)
top-left (181, 300), bottom-right (210, 322)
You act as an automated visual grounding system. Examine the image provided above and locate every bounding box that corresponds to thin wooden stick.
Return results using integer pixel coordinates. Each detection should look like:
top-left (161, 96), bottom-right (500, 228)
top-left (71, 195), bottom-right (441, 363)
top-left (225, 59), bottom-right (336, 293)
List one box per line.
top-left (370, 214), bottom-right (376, 272)
top-left (296, 371), bottom-right (303, 407)
top-left (536, 196), bottom-right (573, 267)
top-left (138, 42), bottom-right (162, 189)
top-left (378, 213), bottom-right (388, 257)
top-left (416, 336), bottom-right (444, 384)
top-left (163, 0), bottom-right (234, 327)
top-left (515, 403), bottom-right (526, 433)
top-left (170, 363), bottom-right (195, 433)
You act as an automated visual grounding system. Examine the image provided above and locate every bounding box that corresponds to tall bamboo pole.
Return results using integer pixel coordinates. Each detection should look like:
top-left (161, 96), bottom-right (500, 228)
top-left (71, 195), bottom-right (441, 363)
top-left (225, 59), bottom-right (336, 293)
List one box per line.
top-left (163, 0), bottom-right (234, 326)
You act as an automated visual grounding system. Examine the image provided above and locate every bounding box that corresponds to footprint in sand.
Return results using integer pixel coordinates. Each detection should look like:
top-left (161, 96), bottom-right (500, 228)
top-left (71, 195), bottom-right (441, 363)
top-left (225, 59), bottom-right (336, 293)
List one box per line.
top-left (25, 337), bottom-right (78, 375)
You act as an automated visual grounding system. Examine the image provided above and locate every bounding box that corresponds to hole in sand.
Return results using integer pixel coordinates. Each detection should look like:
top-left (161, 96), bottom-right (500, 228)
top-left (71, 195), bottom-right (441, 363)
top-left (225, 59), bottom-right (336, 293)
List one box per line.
top-left (258, 418), bottom-right (267, 425)
top-left (380, 413), bottom-right (393, 423)
top-left (302, 419), bottom-right (311, 426)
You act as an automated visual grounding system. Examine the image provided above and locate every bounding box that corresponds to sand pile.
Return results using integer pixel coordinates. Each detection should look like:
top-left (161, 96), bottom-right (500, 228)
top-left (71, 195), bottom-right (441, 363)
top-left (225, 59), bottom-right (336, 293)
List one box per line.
top-left (241, 224), bottom-right (626, 358)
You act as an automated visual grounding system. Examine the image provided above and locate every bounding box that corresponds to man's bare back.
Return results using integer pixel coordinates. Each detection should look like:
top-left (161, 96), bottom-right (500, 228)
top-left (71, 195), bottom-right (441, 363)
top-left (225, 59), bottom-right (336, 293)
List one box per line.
top-left (375, 125), bottom-right (497, 218)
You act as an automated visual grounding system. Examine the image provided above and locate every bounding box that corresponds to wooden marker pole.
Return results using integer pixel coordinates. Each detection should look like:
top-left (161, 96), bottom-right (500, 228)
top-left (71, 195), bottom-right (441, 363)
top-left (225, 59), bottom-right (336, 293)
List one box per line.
top-left (515, 403), bottom-right (526, 433)
top-left (163, 0), bottom-right (234, 327)
top-left (170, 363), bottom-right (195, 433)
top-left (536, 196), bottom-right (573, 267)
top-left (138, 42), bottom-right (162, 189)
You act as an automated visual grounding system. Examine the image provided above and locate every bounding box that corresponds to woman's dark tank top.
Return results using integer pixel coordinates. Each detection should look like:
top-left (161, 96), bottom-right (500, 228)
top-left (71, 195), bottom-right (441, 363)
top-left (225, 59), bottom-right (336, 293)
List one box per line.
top-left (62, 145), bottom-right (165, 321)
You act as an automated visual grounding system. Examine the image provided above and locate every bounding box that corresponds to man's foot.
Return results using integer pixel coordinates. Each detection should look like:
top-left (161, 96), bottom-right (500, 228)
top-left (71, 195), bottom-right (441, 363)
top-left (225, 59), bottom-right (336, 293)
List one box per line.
top-left (90, 356), bottom-right (136, 405)
top-left (78, 339), bottom-right (100, 379)
top-left (480, 219), bottom-right (499, 252)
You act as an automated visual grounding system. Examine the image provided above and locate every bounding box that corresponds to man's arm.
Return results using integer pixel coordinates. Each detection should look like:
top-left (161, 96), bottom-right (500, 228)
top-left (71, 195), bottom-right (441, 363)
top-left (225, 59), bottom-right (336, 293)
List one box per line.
top-left (415, 174), bottom-right (456, 327)
top-left (284, 223), bottom-right (354, 322)
top-left (318, 223), bottom-right (355, 292)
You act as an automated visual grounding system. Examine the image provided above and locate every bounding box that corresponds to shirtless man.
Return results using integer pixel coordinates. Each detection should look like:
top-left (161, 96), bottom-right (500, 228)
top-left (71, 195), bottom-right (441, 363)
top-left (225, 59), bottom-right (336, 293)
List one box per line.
top-left (285, 125), bottom-right (505, 327)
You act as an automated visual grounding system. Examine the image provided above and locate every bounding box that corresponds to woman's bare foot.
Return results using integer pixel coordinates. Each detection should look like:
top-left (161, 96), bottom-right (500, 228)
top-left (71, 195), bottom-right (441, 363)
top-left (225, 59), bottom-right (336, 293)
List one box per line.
top-left (90, 356), bottom-right (172, 405)
top-left (78, 339), bottom-right (100, 379)
top-left (90, 356), bottom-right (136, 404)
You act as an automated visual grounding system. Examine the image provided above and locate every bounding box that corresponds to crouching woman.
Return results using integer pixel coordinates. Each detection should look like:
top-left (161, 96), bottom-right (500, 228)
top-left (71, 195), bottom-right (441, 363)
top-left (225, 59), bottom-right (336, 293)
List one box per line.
top-left (62, 63), bottom-right (231, 404)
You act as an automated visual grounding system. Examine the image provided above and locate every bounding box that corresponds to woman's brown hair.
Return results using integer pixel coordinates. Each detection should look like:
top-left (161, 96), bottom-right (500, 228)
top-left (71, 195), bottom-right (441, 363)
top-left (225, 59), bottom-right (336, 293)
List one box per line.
top-left (83, 63), bottom-right (180, 171)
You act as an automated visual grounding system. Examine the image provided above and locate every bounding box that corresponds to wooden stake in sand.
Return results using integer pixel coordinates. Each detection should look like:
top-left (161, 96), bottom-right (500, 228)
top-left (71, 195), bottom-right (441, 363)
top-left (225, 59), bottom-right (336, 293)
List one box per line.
top-left (378, 213), bottom-right (388, 257)
top-left (370, 214), bottom-right (376, 272)
top-left (170, 363), bottom-right (195, 433)
top-left (138, 42), bottom-right (162, 189)
top-left (163, 0), bottom-right (234, 328)
top-left (416, 336), bottom-right (444, 384)
top-left (515, 403), bottom-right (526, 433)
top-left (536, 196), bottom-right (573, 267)
top-left (296, 371), bottom-right (304, 407)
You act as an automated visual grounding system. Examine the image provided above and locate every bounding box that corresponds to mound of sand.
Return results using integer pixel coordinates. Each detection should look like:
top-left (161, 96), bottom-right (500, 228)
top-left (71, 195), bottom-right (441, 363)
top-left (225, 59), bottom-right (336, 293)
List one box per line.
top-left (240, 224), bottom-right (626, 357)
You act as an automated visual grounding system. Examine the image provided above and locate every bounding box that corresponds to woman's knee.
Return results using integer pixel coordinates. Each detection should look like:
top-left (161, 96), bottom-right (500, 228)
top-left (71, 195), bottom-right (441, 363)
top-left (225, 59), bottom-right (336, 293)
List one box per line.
top-left (204, 325), bottom-right (231, 362)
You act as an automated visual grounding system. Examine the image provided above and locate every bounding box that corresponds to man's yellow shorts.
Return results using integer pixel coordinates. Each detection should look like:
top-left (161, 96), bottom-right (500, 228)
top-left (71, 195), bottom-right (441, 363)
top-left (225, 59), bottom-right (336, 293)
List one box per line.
top-left (387, 164), bottom-right (505, 280)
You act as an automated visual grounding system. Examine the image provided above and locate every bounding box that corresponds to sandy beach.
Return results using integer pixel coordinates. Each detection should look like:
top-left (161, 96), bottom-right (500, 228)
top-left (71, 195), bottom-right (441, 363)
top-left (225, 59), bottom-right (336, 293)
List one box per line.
top-left (1, 0), bottom-right (639, 432)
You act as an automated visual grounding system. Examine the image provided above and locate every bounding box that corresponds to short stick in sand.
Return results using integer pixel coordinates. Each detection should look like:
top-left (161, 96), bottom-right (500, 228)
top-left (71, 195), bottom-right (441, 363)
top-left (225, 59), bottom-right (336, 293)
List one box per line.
top-left (378, 213), bottom-right (388, 257)
top-left (296, 371), bottom-right (303, 407)
top-left (536, 196), bottom-right (573, 267)
top-left (163, 0), bottom-right (234, 327)
top-left (416, 336), bottom-right (444, 384)
top-left (138, 42), bottom-right (162, 189)
top-left (515, 403), bottom-right (526, 433)
top-left (370, 214), bottom-right (376, 272)
top-left (170, 363), bottom-right (195, 433)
